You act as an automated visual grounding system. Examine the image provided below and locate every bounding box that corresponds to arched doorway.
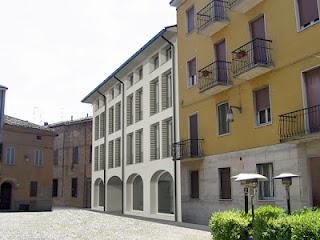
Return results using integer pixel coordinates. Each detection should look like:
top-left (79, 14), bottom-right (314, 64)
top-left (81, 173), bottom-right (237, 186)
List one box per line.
top-left (150, 171), bottom-right (174, 214)
top-left (107, 176), bottom-right (122, 212)
top-left (126, 174), bottom-right (143, 211)
top-left (94, 178), bottom-right (104, 208)
top-left (0, 182), bottom-right (12, 210)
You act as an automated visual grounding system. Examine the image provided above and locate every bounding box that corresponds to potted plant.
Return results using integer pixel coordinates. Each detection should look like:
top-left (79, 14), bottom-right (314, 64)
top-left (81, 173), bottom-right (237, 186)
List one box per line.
top-left (201, 70), bottom-right (210, 77)
top-left (236, 50), bottom-right (247, 59)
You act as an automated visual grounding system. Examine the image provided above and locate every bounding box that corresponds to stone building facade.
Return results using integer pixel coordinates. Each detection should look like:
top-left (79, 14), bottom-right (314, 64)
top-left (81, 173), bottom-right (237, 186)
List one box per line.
top-left (49, 117), bottom-right (92, 208)
top-left (0, 115), bottom-right (55, 211)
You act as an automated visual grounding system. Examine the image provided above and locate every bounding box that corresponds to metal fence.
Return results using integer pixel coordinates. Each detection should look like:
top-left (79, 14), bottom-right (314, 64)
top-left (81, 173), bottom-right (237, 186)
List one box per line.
top-left (172, 139), bottom-right (204, 160)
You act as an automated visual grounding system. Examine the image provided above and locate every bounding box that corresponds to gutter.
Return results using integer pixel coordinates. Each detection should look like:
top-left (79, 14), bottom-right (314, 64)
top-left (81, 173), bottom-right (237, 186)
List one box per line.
top-left (97, 91), bottom-right (107, 212)
top-left (114, 76), bottom-right (125, 215)
top-left (161, 35), bottom-right (178, 222)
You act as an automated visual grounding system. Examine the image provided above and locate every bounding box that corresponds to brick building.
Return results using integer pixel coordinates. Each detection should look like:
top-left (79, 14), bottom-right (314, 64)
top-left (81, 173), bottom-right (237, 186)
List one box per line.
top-left (49, 117), bottom-right (92, 208)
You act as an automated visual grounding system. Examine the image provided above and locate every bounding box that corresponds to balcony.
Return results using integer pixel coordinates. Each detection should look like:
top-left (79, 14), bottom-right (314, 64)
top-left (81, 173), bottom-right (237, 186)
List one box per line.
top-left (229, 0), bottom-right (264, 13)
top-left (172, 139), bottom-right (204, 161)
top-left (197, 0), bottom-right (230, 36)
top-left (279, 105), bottom-right (320, 142)
top-left (232, 38), bottom-right (273, 80)
top-left (198, 61), bottom-right (232, 94)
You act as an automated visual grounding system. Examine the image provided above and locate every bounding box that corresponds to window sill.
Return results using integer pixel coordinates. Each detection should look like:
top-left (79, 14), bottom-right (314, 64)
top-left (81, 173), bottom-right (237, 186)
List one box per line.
top-left (254, 122), bottom-right (272, 129)
top-left (218, 132), bottom-right (231, 138)
top-left (257, 199), bottom-right (275, 202)
top-left (297, 20), bottom-right (319, 32)
top-left (219, 198), bottom-right (233, 201)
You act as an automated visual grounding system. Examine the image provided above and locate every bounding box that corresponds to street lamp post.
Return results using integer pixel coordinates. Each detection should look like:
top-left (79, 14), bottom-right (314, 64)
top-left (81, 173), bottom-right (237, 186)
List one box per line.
top-left (274, 173), bottom-right (300, 215)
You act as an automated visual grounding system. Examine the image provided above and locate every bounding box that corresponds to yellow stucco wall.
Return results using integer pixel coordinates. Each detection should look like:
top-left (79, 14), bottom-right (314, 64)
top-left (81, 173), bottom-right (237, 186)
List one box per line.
top-left (176, 0), bottom-right (320, 155)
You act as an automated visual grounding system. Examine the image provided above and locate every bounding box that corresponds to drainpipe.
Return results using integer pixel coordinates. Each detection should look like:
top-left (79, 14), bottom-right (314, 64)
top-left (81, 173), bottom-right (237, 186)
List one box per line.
top-left (161, 35), bottom-right (178, 222)
top-left (114, 76), bottom-right (125, 215)
top-left (97, 91), bottom-right (107, 212)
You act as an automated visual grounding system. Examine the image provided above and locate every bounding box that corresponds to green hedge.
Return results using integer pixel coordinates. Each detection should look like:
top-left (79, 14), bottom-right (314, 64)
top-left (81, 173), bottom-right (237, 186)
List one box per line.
top-left (209, 206), bottom-right (320, 240)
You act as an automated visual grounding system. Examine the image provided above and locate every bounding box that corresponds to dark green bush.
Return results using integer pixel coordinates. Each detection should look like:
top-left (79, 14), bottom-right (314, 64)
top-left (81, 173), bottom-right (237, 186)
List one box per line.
top-left (208, 210), bottom-right (250, 240)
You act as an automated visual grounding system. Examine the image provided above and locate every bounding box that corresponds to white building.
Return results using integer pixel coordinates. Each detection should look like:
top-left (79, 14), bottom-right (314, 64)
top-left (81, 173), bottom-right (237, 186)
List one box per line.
top-left (82, 26), bottom-right (181, 221)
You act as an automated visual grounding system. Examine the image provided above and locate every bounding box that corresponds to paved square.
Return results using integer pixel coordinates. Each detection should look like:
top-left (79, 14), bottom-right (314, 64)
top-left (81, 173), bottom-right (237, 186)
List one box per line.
top-left (0, 208), bottom-right (211, 240)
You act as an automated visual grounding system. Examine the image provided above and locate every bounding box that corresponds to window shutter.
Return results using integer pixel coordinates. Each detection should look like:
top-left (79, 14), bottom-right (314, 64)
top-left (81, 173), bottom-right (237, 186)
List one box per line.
top-left (190, 171), bottom-right (199, 198)
top-left (115, 138), bottom-right (121, 167)
top-left (135, 89), bottom-right (142, 122)
top-left (187, 6), bottom-right (195, 33)
top-left (100, 113), bottom-right (105, 138)
top-left (255, 87), bottom-right (270, 112)
top-left (94, 146), bottom-right (99, 171)
top-left (219, 168), bottom-right (231, 199)
top-left (218, 103), bottom-right (229, 135)
top-left (162, 120), bottom-right (168, 158)
top-left (162, 75), bottom-right (168, 110)
top-left (127, 95), bottom-right (133, 126)
top-left (298, 0), bottom-right (319, 27)
top-left (135, 130), bottom-right (143, 163)
top-left (127, 134), bottom-right (133, 165)
top-left (108, 141), bottom-right (114, 169)
top-left (115, 103), bottom-right (121, 131)
top-left (150, 81), bottom-right (156, 115)
top-left (150, 124), bottom-right (156, 160)
top-left (109, 107), bottom-right (114, 134)
top-left (99, 144), bottom-right (105, 170)
top-left (95, 116), bottom-right (99, 140)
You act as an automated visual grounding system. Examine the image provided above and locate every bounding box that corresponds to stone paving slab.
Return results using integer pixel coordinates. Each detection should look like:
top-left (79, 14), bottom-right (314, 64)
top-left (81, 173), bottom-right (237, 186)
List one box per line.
top-left (0, 208), bottom-right (211, 240)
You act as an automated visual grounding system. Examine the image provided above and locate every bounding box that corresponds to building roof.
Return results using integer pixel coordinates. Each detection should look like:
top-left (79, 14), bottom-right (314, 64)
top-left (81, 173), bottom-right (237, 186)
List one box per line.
top-left (0, 85), bottom-right (8, 90)
top-left (81, 25), bottom-right (177, 104)
top-left (4, 115), bottom-right (54, 133)
top-left (169, 0), bottom-right (185, 7)
top-left (49, 116), bottom-right (92, 128)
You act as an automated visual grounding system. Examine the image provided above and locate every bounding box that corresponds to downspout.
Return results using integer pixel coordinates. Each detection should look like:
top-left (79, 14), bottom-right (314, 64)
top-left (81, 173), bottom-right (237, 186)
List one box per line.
top-left (114, 76), bottom-right (125, 215)
top-left (161, 35), bottom-right (178, 222)
top-left (98, 91), bottom-right (107, 212)
top-left (84, 122), bottom-right (87, 208)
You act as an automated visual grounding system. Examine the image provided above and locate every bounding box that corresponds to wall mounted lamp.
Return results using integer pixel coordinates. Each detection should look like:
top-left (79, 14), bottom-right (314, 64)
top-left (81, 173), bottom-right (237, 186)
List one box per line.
top-left (226, 105), bottom-right (242, 122)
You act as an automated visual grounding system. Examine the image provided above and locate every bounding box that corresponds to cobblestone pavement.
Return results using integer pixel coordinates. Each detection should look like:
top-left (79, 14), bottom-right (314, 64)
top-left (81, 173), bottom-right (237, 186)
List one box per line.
top-left (0, 208), bottom-right (211, 240)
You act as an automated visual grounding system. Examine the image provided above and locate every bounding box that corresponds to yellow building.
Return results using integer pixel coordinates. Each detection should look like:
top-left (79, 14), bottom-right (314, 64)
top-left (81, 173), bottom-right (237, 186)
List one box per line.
top-left (171, 0), bottom-right (320, 224)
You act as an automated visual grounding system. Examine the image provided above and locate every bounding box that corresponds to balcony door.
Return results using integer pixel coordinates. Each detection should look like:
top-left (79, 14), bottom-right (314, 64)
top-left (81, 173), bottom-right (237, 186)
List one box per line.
top-left (305, 67), bottom-right (320, 133)
top-left (213, 0), bottom-right (225, 20)
top-left (215, 40), bottom-right (228, 83)
top-left (189, 114), bottom-right (199, 157)
top-left (250, 16), bottom-right (267, 65)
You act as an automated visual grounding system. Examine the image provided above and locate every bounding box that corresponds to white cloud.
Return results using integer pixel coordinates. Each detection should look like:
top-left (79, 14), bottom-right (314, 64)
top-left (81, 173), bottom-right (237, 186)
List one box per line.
top-left (0, 0), bottom-right (176, 124)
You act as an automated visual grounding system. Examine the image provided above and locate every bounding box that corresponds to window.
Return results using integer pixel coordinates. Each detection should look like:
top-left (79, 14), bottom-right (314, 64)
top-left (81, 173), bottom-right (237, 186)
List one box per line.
top-left (36, 136), bottom-right (42, 140)
top-left (257, 163), bottom-right (274, 200)
top-left (254, 87), bottom-right (271, 126)
top-left (89, 145), bottom-right (92, 163)
top-left (115, 138), bottom-right (121, 167)
top-left (150, 78), bottom-right (160, 115)
top-left (72, 146), bottom-right (79, 164)
top-left (217, 102), bottom-right (229, 135)
top-left (6, 147), bottom-right (15, 165)
top-left (187, 58), bottom-right (197, 87)
top-left (53, 150), bottom-right (58, 166)
top-left (117, 84), bottom-right (121, 96)
top-left (138, 67), bottom-right (143, 81)
top-left (150, 123), bottom-right (160, 160)
top-left (296, 0), bottom-right (319, 29)
top-left (128, 73), bottom-right (134, 88)
top-left (166, 47), bottom-right (172, 61)
top-left (71, 178), bottom-right (78, 198)
top-left (162, 118), bottom-right (173, 158)
top-left (108, 141), bottom-right (114, 169)
top-left (135, 129), bottom-right (143, 163)
top-left (35, 150), bottom-right (44, 167)
top-left (186, 6), bottom-right (195, 33)
top-left (30, 181), bottom-right (38, 197)
top-left (99, 144), bottom-right (105, 170)
top-left (115, 102), bottom-right (121, 131)
top-left (162, 72), bottom-right (172, 110)
top-left (135, 88), bottom-right (143, 122)
top-left (95, 115), bottom-right (99, 140)
top-left (152, 54), bottom-right (159, 70)
top-left (94, 146), bottom-right (99, 171)
top-left (52, 179), bottom-right (58, 197)
top-left (127, 94), bottom-right (134, 126)
top-left (127, 133), bottom-right (133, 165)
top-left (109, 107), bottom-right (114, 134)
top-left (219, 168), bottom-right (231, 200)
top-left (110, 88), bottom-right (114, 100)
top-left (100, 113), bottom-right (105, 138)
top-left (190, 170), bottom-right (199, 199)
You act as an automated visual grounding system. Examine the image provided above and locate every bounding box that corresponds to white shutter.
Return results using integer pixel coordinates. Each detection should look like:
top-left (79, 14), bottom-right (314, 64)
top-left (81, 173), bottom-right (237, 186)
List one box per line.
top-left (108, 141), bottom-right (114, 169)
top-left (135, 89), bottom-right (143, 122)
top-left (150, 123), bottom-right (159, 160)
top-left (115, 138), bottom-right (121, 167)
top-left (99, 144), bottom-right (105, 170)
top-left (100, 113), bottom-right (105, 138)
top-left (127, 134), bottom-right (133, 165)
top-left (115, 102), bottom-right (121, 131)
top-left (94, 146), bottom-right (99, 171)
top-left (127, 95), bottom-right (133, 126)
top-left (162, 75), bottom-right (168, 110)
top-left (95, 116), bottom-right (99, 140)
top-left (150, 82), bottom-right (156, 115)
top-left (109, 107), bottom-right (114, 134)
top-left (135, 130), bottom-right (143, 163)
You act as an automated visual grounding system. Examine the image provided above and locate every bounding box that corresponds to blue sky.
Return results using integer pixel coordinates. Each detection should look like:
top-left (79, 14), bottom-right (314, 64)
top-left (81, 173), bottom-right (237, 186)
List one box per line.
top-left (0, 0), bottom-right (176, 124)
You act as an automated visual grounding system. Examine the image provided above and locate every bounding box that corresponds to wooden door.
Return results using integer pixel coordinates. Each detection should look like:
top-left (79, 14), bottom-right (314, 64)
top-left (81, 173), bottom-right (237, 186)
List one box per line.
top-left (189, 114), bottom-right (199, 157)
top-left (305, 67), bottom-right (320, 132)
top-left (0, 182), bottom-right (12, 210)
top-left (215, 40), bottom-right (228, 83)
top-left (250, 16), bottom-right (267, 64)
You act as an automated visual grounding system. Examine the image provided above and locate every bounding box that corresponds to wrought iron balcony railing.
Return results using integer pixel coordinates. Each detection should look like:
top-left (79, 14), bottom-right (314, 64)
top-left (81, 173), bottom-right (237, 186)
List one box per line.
top-left (198, 61), bottom-right (232, 92)
top-left (279, 105), bottom-right (320, 142)
top-left (172, 139), bottom-right (204, 160)
top-left (197, 0), bottom-right (230, 31)
top-left (232, 38), bottom-right (272, 77)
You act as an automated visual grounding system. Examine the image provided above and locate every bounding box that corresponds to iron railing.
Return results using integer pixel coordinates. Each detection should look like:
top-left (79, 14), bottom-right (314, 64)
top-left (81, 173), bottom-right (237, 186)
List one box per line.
top-left (279, 105), bottom-right (320, 142)
top-left (197, 0), bottom-right (230, 31)
top-left (232, 38), bottom-right (272, 77)
top-left (198, 61), bottom-right (232, 92)
top-left (172, 139), bottom-right (204, 160)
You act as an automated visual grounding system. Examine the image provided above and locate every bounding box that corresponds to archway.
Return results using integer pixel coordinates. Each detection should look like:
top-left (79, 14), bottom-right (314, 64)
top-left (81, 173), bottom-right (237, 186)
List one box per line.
top-left (0, 182), bottom-right (12, 210)
top-left (107, 176), bottom-right (122, 212)
top-left (150, 171), bottom-right (174, 214)
top-left (126, 174), bottom-right (143, 211)
top-left (94, 178), bottom-right (104, 208)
